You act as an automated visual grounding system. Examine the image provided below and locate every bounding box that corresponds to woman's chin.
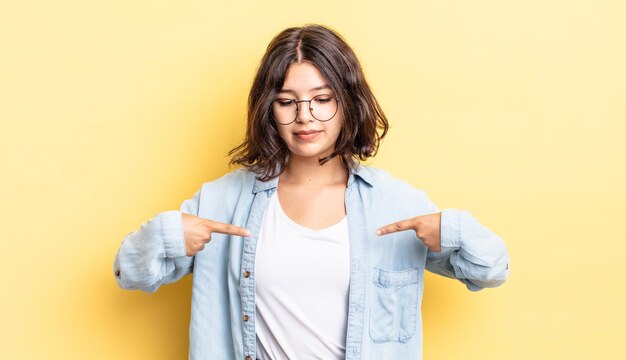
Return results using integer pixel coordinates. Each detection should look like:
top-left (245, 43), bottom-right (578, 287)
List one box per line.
top-left (287, 148), bottom-right (334, 161)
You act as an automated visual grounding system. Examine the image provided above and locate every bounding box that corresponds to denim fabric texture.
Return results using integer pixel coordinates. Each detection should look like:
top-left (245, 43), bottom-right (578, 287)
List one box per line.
top-left (113, 164), bottom-right (510, 360)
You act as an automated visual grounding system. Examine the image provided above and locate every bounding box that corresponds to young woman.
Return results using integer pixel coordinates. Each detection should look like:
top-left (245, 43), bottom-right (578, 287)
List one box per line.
top-left (113, 24), bottom-right (510, 360)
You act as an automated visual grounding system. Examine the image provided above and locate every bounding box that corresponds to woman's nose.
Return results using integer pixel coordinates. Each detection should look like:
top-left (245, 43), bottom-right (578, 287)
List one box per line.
top-left (295, 101), bottom-right (314, 123)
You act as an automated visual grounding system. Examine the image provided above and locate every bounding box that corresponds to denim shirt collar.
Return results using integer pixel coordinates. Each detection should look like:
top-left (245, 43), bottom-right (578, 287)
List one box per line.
top-left (251, 163), bottom-right (374, 194)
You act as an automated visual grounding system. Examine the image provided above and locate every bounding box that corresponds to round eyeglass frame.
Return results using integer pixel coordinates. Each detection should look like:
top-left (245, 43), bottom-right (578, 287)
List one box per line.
top-left (271, 94), bottom-right (340, 125)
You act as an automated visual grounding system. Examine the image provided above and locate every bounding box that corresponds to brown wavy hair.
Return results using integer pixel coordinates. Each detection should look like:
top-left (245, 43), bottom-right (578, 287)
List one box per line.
top-left (228, 24), bottom-right (389, 181)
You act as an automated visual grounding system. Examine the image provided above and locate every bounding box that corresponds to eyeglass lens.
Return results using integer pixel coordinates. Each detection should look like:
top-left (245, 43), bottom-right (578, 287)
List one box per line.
top-left (272, 94), bottom-right (338, 124)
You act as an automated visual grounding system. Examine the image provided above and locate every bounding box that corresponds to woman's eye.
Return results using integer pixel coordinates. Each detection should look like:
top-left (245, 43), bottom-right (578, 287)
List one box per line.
top-left (277, 99), bottom-right (294, 106)
top-left (315, 97), bottom-right (332, 103)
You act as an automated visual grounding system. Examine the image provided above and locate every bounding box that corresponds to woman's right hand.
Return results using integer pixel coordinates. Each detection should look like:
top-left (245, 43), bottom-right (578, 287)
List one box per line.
top-left (182, 213), bottom-right (251, 256)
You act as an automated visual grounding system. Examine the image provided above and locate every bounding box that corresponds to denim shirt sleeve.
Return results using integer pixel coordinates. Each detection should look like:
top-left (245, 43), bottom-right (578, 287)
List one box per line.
top-left (420, 192), bottom-right (510, 291)
top-left (112, 188), bottom-right (201, 293)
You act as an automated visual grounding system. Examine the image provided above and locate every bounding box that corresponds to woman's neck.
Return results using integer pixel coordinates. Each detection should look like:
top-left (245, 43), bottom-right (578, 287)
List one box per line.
top-left (280, 154), bottom-right (349, 188)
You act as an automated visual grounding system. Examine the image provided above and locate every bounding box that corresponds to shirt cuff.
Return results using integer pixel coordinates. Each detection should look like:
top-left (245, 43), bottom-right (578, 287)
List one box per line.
top-left (160, 210), bottom-right (186, 258)
top-left (440, 208), bottom-right (462, 250)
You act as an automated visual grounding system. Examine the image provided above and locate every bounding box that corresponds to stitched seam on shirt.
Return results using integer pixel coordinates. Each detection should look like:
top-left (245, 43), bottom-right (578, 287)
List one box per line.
top-left (160, 212), bottom-right (169, 258)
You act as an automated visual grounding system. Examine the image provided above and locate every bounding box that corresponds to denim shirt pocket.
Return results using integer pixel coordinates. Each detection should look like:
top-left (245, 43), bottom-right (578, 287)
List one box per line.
top-left (369, 267), bottom-right (420, 343)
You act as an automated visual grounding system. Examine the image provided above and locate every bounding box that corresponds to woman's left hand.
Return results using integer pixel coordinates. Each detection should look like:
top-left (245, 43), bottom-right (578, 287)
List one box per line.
top-left (376, 212), bottom-right (442, 252)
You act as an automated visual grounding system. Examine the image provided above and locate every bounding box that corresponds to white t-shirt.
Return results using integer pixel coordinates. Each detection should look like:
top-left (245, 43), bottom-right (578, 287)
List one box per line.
top-left (254, 189), bottom-right (351, 360)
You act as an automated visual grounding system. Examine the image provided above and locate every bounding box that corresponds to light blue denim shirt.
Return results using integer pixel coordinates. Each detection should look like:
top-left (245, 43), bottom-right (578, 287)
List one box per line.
top-left (113, 164), bottom-right (510, 360)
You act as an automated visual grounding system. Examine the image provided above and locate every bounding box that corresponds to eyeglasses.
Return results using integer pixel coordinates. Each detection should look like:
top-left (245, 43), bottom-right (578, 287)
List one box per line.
top-left (271, 94), bottom-right (339, 125)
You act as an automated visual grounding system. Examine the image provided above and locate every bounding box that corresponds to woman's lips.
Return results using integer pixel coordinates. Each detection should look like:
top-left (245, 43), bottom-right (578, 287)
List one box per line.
top-left (294, 130), bottom-right (321, 141)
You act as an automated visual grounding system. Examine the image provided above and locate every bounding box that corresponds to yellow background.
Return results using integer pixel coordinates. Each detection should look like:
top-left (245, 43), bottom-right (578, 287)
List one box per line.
top-left (1, 0), bottom-right (625, 359)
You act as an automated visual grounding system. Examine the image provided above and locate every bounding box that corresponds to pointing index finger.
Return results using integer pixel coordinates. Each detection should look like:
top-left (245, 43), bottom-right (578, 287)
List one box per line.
top-left (376, 219), bottom-right (415, 236)
top-left (207, 220), bottom-right (251, 237)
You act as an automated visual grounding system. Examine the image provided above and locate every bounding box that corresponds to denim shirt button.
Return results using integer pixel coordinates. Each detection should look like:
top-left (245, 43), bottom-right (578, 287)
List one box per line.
top-left (245, 356), bottom-right (252, 360)
top-left (243, 314), bottom-right (249, 322)
top-left (243, 270), bottom-right (250, 278)
top-left (115, 269), bottom-right (120, 277)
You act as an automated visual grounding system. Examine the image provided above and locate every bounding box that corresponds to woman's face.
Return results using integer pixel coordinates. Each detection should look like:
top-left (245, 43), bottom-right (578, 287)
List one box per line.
top-left (273, 61), bottom-right (343, 162)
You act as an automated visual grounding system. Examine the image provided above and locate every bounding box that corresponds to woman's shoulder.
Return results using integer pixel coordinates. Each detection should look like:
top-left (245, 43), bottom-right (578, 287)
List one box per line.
top-left (358, 164), bottom-right (437, 213)
top-left (358, 164), bottom-right (429, 196)
top-left (196, 167), bottom-right (257, 194)
top-left (356, 164), bottom-right (414, 188)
